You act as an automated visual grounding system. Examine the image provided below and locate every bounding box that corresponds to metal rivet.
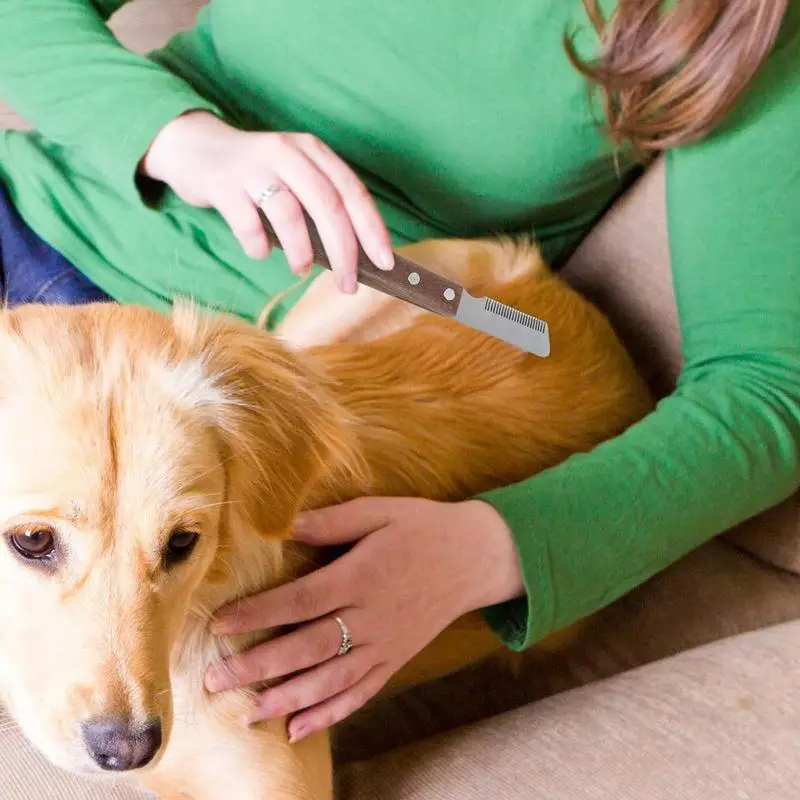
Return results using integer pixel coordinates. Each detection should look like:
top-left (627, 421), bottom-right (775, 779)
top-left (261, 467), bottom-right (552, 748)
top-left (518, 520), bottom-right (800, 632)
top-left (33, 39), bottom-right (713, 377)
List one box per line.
top-left (407, 272), bottom-right (421, 286)
top-left (443, 288), bottom-right (456, 301)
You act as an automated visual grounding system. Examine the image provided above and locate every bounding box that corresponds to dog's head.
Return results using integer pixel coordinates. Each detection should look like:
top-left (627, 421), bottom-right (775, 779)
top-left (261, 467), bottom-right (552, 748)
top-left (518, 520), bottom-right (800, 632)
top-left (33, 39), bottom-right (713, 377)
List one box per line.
top-left (0, 302), bottom-right (353, 775)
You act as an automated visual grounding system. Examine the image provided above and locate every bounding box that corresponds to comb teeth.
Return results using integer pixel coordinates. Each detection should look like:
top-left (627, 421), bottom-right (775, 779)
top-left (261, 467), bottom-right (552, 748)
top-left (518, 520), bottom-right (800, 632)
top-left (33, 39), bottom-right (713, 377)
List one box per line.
top-left (484, 298), bottom-right (548, 334)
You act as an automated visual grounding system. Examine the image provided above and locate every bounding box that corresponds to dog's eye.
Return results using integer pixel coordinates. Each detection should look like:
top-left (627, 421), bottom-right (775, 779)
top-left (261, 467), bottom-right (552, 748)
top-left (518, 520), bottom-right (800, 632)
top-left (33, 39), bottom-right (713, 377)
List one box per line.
top-left (163, 529), bottom-right (199, 569)
top-left (9, 527), bottom-right (57, 561)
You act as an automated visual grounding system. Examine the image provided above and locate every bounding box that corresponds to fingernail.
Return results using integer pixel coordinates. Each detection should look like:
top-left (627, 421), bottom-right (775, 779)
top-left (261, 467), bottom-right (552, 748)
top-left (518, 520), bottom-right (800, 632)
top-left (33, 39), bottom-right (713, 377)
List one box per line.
top-left (252, 694), bottom-right (283, 721)
top-left (247, 239), bottom-right (271, 261)
top-left (292, 513), bottom-right (313, 539)
top-left (245, 707), bottom-right (266, 726)
top-left (288, 723), bottom-right (309, 744)
top-left (378, 250), bottom-right (395, 270)
top-left (293, 512), bottom-right (309, 530)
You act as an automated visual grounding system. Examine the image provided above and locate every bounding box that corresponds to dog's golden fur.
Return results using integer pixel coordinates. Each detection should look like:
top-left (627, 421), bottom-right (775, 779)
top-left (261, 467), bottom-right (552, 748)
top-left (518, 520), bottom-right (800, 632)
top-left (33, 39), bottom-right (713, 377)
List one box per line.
top-left (0, 237), bottom-right (653, 799)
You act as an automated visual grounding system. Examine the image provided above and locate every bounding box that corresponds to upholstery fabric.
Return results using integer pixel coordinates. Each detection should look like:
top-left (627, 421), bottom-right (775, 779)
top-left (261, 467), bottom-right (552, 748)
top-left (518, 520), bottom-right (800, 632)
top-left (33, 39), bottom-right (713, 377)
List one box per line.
top-left (334, 540), bottom-right (800, 763)
top-left (338, 620), bottom-right (800, 800)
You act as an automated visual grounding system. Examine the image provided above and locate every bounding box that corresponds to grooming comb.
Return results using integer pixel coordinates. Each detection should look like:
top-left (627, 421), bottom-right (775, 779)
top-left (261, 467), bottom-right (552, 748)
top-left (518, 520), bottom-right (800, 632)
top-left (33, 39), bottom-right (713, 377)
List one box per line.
top-left (257, 209), bottom-right (550, 357)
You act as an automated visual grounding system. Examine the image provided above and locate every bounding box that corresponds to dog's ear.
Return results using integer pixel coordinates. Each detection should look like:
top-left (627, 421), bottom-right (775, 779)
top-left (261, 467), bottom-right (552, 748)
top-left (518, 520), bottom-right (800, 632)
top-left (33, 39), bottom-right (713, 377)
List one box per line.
top-left (171, 304), bottom-right (362, 539)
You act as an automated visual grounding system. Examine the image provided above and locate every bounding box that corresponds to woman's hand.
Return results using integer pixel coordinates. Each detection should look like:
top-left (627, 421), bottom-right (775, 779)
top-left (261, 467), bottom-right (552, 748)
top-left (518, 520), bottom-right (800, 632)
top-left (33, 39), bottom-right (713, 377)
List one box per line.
top-left (205, 497), bottom-right (524, 742)
top-left (141, 110), bottom-right (394, 293)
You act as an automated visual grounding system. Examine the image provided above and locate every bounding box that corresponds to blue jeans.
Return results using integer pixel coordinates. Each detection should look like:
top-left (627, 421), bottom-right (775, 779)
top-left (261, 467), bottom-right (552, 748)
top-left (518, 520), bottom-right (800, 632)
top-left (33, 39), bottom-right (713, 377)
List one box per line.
top-left (0, 184), bottom-right (110, 307)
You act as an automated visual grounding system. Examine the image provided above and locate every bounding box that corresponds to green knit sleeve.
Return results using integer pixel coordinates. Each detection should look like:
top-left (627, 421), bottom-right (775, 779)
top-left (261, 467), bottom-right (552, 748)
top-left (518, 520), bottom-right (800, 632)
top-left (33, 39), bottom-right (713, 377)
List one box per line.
top-left (90, 0), bottom-right (133, 20)
top-left (479, 14), bottom-right (800, 650)
top-left (0, 0), bottom-right (216, 197)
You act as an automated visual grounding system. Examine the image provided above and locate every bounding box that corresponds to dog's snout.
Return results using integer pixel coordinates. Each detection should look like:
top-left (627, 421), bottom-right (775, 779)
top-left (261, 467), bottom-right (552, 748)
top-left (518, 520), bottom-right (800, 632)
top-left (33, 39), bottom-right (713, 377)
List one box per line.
top-left (82, 716), bottom-right (162, 771)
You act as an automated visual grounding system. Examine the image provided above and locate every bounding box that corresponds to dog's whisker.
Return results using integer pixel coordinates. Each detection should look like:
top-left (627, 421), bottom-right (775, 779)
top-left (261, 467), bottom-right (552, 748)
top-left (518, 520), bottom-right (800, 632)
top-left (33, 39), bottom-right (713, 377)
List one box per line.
top-left (189, 498), bottom-right (244, 514)
top-left (171, 468), bottom-right (233, 499)
top-left (170, 453), bottom-right (238, 496)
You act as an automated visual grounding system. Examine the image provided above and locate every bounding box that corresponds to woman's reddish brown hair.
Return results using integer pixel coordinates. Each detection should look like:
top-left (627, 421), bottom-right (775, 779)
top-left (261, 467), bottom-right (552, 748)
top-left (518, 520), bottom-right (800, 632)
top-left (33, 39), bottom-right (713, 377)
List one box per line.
top-left (566, 0), bottom-right (788, 153)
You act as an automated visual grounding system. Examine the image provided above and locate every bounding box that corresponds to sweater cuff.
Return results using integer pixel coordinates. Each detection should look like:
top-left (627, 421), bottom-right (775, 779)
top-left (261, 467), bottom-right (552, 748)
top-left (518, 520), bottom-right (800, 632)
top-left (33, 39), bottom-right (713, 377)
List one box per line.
top-left (477, 482), bottom-right (555, 652)
top-left (91, 90), bottom-right (219, 205)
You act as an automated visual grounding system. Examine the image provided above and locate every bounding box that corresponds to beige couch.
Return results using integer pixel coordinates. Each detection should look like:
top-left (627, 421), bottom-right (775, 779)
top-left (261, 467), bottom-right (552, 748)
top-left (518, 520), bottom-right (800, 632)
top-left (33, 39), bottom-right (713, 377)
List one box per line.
top-left (2, 2), bottom-right (799, 798)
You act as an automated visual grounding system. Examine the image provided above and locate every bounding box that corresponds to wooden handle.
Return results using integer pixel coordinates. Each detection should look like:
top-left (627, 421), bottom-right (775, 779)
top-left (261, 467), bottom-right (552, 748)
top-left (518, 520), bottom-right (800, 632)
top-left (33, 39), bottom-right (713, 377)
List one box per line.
top-left (257, 208), bottom-right (462, 318)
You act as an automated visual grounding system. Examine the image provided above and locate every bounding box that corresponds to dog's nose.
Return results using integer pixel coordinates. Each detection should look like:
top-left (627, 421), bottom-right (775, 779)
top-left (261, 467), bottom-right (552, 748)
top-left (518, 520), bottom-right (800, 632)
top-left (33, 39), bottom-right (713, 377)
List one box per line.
top-left (82, 716), bottom-right (162, 771)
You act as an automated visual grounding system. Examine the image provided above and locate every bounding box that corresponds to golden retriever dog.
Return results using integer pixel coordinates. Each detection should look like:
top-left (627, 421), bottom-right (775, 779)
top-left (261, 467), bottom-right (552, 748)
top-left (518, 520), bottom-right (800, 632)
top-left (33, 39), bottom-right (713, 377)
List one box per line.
top-left (0, 237), bottom-right (653, 800)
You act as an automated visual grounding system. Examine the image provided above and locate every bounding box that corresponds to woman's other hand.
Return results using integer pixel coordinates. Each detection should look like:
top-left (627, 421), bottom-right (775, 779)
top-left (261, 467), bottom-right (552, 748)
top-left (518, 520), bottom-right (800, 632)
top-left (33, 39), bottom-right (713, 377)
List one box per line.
top-left (141, 111), bottom-right (394, 293)
top-left (205, 497), bottom-right (524, 743)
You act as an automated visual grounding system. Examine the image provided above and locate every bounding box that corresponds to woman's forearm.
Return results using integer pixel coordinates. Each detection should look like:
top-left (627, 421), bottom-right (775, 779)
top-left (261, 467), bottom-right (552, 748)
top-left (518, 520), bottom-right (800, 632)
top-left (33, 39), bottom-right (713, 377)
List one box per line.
top-left (481, 31), bottom-right (800, 649)
top-left (480, 364), bottom-right (800, 649)
top-left (0, 0), bottom-right (215, 193)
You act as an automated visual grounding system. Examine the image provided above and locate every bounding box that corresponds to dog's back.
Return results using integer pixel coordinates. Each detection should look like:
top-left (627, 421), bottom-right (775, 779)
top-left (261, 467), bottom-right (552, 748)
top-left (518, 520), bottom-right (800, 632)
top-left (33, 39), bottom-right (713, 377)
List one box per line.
top-left (307, 238), bottom-right (653, 504)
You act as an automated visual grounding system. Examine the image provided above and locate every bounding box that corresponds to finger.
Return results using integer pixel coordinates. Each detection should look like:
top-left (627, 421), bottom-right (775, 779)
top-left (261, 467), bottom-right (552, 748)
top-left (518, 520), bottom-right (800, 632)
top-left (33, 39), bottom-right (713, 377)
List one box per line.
top-left (294, 134), bottom-right (394, 272)
top-left (212, 189), bottom-right (271, 259)
top-left (269, 142), bottom-right (359, 293)
top-left (206, 614), bottom-right (351, 692)
top-left (211, 562), bottom-right (345, 635)
top-left (286, 665), bottom-right (389, 742)
top-left (246, 648), bottom-right (375, 723)
top-left (255, 183), bottom-right (314, 275)
top-left (292, 496), bottom-right (399, 546)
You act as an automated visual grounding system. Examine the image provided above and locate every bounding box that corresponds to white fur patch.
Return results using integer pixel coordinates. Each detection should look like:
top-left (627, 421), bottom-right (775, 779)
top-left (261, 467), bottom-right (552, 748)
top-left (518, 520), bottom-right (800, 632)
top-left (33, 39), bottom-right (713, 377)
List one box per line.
top-left (150, 357), bottom-right (229, 413)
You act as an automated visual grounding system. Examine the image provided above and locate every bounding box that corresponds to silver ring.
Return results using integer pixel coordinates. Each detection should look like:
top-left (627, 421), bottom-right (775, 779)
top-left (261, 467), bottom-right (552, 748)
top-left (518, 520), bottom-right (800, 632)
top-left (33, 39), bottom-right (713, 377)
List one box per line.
top-left (256, 182), bottom-right (285, 206)
top-left (334, 616), bottom-right (353, 657)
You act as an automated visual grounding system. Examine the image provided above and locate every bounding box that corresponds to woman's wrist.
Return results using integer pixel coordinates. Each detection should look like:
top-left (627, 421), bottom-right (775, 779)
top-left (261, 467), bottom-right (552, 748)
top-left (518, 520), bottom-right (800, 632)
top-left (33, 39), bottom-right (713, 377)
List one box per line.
top-left (139, 109), bottom-right (219, 182)
top-left (455, 499), bottom-right (526, 615)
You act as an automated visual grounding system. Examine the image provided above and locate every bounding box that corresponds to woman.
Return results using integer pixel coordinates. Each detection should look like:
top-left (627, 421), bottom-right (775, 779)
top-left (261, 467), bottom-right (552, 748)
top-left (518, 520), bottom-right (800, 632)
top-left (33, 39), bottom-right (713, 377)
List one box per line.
top-left (1, 0), bottom-right (798, 747)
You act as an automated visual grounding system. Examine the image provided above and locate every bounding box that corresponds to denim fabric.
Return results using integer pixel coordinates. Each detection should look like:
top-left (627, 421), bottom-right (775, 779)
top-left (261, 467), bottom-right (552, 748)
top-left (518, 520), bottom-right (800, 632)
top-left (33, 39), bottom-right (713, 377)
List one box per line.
top-left (0, 184), bottom-right (110, 307)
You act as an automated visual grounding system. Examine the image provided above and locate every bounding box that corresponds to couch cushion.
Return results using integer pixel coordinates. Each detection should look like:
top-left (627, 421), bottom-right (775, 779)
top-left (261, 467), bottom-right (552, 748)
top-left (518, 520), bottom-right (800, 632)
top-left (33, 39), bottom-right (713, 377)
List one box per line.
top-left (334, 538), bottom-right (800, 763)
top-left (337, 619), bottom-right (800, 799)
top-left (726, 497), bottom-right (800, 575)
